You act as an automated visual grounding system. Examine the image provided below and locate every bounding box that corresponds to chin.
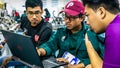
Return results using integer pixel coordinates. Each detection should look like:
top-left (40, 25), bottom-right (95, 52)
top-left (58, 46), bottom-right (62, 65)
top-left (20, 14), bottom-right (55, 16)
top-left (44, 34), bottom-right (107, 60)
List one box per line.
top-left (66, 27), bottom-right (72, 30)
top-left (31, 24), bottom-right (37, 27)
top-left (95, 30), bottom-right (104, 34)
top-left (66, 26), bottom-right (72, 29)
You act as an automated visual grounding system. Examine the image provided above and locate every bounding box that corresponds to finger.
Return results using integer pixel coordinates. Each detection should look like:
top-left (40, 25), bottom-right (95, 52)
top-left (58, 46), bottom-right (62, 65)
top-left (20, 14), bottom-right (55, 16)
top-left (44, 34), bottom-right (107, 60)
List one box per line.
top-left (56, 58), bottom-right (69, 63)
top-left (56, 58), bottom-right (66, 61)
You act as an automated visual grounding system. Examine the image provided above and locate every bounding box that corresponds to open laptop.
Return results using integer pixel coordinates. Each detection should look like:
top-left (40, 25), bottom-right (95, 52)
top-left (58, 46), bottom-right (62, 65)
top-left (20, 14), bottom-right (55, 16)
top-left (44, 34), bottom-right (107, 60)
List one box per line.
top-left (1, 30), bottom-right (67, 68)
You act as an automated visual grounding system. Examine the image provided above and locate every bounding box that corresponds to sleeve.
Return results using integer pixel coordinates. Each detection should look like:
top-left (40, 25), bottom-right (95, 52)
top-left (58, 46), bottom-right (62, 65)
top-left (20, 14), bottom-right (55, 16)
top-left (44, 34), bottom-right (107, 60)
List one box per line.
top-left (37, 27), bottom-right (52, 46)
top-left (38, 30), bottom-right (59, 56)
top-left (103, 24), bottom-right (120, 67)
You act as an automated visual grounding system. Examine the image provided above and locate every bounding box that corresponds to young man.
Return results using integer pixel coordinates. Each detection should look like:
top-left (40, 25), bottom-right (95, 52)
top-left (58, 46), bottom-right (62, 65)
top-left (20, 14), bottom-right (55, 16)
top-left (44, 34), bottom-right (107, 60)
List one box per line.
top-left (82, 0), bottom-right (120, 68)
top-left (37, 0), bottom-right (104, 68)
top-left (24, 0), bottom-right (52, 46)
top-left (0, 0), bottom-right (52, 67)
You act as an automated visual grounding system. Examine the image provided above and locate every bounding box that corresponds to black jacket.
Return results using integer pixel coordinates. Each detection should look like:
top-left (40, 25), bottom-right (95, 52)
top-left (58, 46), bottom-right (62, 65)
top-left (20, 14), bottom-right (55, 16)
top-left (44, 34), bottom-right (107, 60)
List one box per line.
top-left (21, 18), bottom-right (52, 47)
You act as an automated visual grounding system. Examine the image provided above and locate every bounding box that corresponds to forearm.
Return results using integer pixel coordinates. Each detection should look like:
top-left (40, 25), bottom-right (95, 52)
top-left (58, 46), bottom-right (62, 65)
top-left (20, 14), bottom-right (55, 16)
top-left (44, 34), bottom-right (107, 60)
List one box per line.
top-left (85, 34), bottom-right (103, 68)
top-left (86, 42), bottom-right (103, 68)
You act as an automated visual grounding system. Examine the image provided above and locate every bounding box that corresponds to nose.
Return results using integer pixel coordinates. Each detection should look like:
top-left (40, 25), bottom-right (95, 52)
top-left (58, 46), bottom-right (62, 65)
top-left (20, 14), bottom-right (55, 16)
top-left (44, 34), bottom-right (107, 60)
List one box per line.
top-left (32, 14), bottom-right (37, 18)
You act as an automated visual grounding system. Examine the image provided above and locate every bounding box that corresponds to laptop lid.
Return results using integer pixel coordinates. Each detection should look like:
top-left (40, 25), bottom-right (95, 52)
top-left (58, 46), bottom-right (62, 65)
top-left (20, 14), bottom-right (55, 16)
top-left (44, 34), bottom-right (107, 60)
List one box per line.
top-left (1, 30), bottom-right (43, 67)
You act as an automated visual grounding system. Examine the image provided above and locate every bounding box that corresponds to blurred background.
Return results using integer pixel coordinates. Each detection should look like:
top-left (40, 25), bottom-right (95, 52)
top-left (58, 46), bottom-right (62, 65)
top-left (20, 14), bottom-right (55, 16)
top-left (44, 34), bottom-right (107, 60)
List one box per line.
top-left (0, 0), bottom-right (119, 40)
top-left (0, 0), bottom-right (70, 17)
top-left (0, 0), bottom-right (74, 42)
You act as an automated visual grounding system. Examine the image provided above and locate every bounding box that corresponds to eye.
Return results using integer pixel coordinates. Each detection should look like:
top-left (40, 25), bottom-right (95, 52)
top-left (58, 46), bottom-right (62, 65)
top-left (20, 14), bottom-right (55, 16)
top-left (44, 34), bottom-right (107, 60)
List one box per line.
top-left (27, 11), bottom-right (33, 15)
top-left (34, 11), bottom-right (41, 14)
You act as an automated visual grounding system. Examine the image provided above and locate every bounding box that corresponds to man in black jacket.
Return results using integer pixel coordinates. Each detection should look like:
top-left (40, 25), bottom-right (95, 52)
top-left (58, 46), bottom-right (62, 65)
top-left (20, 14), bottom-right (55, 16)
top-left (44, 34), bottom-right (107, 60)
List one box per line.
top-left (22, 0), bottom-right (52, 47)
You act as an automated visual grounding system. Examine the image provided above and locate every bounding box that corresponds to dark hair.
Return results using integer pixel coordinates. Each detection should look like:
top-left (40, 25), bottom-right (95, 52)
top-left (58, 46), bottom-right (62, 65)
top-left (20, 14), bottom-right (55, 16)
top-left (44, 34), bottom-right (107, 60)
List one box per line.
top-left (25, 0), bottom-right (43, 9)
top-left (82, 0), bottom-right (120, 14)
top-left (78, 13), bottom-right (84, 18)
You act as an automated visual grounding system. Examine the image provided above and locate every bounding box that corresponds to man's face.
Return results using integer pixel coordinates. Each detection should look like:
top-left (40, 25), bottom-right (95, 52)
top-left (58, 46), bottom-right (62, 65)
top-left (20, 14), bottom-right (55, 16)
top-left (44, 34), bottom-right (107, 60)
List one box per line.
top-left (63, 13), bottom-right (83, 31)
top-left (85, 5), bottom-right (105, 34)
top-left (26, 6), bottom-right (43, 27)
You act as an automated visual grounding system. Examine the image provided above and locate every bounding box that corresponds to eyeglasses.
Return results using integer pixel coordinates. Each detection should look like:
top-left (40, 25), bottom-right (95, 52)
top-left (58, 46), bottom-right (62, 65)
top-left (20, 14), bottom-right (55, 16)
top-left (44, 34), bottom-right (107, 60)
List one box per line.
top-left (63, 14), bottom-right (79, 21)
top-left (27, 11), bottom-right (42, 17)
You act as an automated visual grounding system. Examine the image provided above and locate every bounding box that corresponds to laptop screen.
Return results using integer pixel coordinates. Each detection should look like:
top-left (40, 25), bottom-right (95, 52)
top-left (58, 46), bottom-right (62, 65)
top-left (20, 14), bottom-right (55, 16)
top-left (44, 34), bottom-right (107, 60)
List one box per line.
top-left (1, 30), bottom-right (43, 67)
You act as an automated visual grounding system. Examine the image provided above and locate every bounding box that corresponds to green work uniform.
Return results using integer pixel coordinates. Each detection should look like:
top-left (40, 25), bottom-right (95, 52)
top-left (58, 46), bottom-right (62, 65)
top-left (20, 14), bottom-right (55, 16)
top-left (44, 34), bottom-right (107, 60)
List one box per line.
top-left (39, 23), bottom-right (104, 66)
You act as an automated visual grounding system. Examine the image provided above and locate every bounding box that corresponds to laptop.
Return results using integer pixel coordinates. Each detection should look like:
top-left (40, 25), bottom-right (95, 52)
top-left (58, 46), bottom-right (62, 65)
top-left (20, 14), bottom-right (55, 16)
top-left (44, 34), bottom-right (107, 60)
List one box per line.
top-left (1, 30), bottom-right (67, 68)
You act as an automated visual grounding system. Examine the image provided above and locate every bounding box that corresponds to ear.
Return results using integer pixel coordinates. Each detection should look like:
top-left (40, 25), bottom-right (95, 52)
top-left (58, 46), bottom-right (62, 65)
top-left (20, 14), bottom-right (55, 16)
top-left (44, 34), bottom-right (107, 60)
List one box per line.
top-left (97, 7), bottom-right (106, 19)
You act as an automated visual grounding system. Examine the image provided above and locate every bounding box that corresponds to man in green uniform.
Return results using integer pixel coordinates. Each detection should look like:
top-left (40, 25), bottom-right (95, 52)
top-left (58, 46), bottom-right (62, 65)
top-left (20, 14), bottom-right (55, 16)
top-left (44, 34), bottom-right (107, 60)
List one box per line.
top-left (37, 0), bottom-right (104, 68)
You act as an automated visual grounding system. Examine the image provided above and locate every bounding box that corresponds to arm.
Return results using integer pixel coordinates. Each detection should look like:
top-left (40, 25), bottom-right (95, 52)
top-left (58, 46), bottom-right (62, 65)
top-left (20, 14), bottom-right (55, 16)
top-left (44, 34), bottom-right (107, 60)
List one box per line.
top-left (37, 28), bottom-right (52, 46)
top-left (85, 34), bottom-right (103, 68)
top-left (37, 30), bottom-right (59, 56)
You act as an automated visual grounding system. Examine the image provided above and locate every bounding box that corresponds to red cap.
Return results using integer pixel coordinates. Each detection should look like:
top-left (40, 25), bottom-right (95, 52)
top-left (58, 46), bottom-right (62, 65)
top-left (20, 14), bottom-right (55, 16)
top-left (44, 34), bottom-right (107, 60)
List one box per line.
top-left (61, 1), bottom-right (85, 16)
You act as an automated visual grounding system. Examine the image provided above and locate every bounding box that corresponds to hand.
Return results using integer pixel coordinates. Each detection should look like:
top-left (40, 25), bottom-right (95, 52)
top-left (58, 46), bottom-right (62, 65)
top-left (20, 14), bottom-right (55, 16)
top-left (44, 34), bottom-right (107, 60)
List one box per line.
top-left (85, 64), bottom-right (92, 68)
top-left (57, 58), bottom-right (85, 68)
top-left (37, 48), bottom-right (46, 56)
top-left (37, 48), bottom-right (41, 56)
top-left (56, 58), bottom-right (75, 68)
top-left (56, 58), bottom-right (69, 63)
top-left (1, 56), bottom-right (12, 68)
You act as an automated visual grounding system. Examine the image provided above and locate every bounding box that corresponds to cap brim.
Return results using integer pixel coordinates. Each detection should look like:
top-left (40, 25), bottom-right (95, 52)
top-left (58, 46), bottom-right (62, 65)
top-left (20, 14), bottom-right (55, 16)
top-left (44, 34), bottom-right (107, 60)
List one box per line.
top-left (60, 9), bottom-right (79, 16)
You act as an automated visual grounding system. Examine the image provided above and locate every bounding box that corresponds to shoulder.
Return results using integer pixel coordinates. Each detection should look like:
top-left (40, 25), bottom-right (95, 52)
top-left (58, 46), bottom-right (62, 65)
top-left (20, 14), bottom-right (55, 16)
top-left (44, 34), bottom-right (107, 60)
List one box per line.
top-left (53, 27), bottom-right (68, 36)
top-left (57, 27), bottom-right (67, 33)
top-left (106, 21), bottom-right (120, 37)
top-left (42, 20), bottom-right (52, 28)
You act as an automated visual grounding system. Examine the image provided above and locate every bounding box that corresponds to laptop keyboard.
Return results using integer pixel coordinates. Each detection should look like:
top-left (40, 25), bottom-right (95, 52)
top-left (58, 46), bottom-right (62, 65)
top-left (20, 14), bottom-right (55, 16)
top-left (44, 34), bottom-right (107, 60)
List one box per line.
top-left (43, 59), bottom-right (59, 68)
top-left (42, 57), bottom-right (66, 68)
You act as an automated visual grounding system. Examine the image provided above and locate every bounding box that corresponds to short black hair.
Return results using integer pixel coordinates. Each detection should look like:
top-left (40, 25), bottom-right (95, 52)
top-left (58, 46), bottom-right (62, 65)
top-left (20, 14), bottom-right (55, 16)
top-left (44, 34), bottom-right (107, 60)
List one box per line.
top-left (82, 0), bottom-right (120, 14)
top-left (25, 0), bottom-right (43, 9)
